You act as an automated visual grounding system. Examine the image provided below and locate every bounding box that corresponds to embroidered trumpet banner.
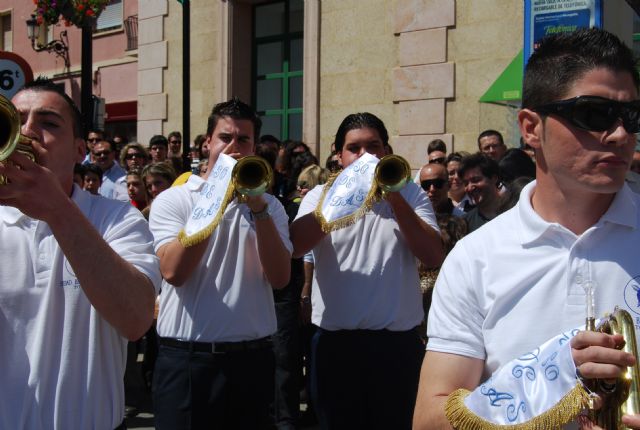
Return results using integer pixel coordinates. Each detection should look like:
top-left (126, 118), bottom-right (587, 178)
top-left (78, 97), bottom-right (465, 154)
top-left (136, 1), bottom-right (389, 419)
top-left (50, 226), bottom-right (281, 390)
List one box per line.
top-left (178, 154), bottom-right (237, 247)
top-left (313, 152), bottom-right (380, 233)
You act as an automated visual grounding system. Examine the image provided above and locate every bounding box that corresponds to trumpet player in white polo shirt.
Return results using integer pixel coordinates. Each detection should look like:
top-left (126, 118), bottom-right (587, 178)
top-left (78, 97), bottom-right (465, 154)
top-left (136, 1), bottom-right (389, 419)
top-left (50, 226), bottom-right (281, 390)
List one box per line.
top-left (148, 98), bottom-right (292, 429)
top-left (290, 112), bottom-right (443, 429)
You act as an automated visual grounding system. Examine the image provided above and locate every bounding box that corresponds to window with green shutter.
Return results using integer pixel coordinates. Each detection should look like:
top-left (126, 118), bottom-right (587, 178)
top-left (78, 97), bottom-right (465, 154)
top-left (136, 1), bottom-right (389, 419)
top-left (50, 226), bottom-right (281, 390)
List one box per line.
top-left (253, 0), bottom-right (304, 141)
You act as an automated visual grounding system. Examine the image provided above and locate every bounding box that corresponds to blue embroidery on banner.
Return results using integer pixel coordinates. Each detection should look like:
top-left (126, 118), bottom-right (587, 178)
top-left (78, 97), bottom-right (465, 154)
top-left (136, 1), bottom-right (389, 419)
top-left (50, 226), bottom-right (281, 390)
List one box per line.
top-left (559, 329), bottom-right (580, 345)
top-left (541, 351), bottom-right (559, 381)
top-left (210, 165), bottom-right (230, 180)
top-left (506, 402), bottom-right (527, 422)
top-left (512, 365), bottom-right (536, 381)
top-left (480, 385), bottom-right (514, 406)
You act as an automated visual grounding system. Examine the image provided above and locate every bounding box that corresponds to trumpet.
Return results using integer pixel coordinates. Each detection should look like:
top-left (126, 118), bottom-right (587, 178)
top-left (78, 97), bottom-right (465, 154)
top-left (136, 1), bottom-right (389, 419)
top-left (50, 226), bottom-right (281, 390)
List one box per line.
top-left (375, 155), bottom-right (411, 193)
top-left (232, 155), bottom-right (273, 197)
top-left (0, 94), bottom-right (35, 185)
top-left (589, 307), bottom-right (640, 430)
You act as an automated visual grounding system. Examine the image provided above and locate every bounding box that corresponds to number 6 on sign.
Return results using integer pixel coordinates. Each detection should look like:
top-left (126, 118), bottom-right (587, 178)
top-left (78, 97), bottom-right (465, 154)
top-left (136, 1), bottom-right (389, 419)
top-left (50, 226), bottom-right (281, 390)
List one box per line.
top-left (0, 52), bottom-right (34, 100)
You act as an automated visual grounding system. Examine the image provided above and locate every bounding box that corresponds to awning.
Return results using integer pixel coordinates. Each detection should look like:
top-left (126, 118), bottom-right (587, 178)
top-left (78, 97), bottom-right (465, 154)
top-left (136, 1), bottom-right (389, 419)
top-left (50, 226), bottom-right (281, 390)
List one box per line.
top-left (479, 50), bottom-right (523, 105)
top-left (105, 101), bottom-right (137, 122)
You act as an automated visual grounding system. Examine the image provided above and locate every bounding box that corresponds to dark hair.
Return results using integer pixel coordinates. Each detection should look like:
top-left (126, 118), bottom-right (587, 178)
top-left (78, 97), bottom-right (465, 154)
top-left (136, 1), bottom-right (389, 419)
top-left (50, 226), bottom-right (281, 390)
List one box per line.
top-left (477, 129), bottom-right (504, 148)
top-left (279, 140), bottom-right (311, 174)
top-left (168, 131), bottom-right (182, 141)
top-left (83, 163), bottom-right (104, 182)
top-left (497, 176), bottom-right (534, 214)
top-left (334, 112), bottom-right (389, 153)
top-left (498, 148), bottom-right (536, 186)
top-left (194, 134), bottom-right (207, 158)
top-left (74, 163), bottom-right (86, 177)
top-left (206, 97), bottom-right (262, 140)
top-left (285, 150), bottom-right (318, 195)
top-left (427, 139), bottom-right (447, 154)
top-left (255, 142), bottom-right (278, 170)
top-left (260, 134), bottom-right (282, 147)
top-left (20, 77), bottom-right (83, 138)
top-left (325, 152), bottom-right (341, 173)
top-left (523, 27), bottom-right (640, 109)
top-left (149, 135), bottom-right (168, 149)
top-left (445, 151), bottom-right (470, 166)
top-left (95, 139), bottom-right (116, 153)
top-left (458, 152), bottom-right (499, 181)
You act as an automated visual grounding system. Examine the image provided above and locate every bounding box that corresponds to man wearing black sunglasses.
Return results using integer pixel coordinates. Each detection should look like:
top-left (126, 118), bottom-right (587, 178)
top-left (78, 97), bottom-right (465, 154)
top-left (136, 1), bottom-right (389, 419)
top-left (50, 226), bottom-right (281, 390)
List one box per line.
top-left (416, 28), bottom-right (640, 429)
top-left (419, 163), bottom-right (454, 216)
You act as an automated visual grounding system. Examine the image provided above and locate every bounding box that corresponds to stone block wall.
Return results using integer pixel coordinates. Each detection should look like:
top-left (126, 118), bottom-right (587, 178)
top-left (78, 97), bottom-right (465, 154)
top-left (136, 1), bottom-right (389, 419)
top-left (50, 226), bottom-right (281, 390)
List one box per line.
top-left (392, 0), bottom-right (455, 169)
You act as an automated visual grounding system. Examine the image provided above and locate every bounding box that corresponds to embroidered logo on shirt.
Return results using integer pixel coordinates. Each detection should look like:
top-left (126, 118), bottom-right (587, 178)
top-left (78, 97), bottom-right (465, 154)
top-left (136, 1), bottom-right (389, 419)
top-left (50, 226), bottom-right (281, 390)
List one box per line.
top-left (623, 275), bottom-right (640, 318)
top-left (59, 259), bottom-right (80, 289)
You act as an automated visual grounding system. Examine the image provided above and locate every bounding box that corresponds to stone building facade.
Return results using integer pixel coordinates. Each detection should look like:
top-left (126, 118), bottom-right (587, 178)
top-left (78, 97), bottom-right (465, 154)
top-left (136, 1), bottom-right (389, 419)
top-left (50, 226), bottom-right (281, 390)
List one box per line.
top-left (140, 0), bottom-right (636, 169)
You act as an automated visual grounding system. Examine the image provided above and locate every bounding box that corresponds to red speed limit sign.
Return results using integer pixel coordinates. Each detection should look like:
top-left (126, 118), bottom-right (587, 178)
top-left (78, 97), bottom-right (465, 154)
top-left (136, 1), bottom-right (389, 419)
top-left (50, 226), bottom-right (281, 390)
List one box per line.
top-left (0, 52), bottom-right (34, 100)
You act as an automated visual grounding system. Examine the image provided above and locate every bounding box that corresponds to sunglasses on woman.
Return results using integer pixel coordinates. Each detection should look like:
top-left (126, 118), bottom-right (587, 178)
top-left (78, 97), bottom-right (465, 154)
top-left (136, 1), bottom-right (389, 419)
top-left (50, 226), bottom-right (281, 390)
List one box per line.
top-left (533, 95), bottom-right (640, 133)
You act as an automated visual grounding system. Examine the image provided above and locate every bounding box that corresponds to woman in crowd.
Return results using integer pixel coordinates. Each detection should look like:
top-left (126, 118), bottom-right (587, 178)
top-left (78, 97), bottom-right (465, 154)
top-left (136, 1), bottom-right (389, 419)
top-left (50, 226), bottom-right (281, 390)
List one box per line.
top-left (120, 143), bottom-right (150, 172)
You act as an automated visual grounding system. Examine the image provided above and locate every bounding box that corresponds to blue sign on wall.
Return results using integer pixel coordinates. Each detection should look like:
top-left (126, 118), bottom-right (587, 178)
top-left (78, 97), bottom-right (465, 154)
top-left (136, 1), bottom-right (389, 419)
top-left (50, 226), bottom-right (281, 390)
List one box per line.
top-left (524, 0), bottom-right (602, 65)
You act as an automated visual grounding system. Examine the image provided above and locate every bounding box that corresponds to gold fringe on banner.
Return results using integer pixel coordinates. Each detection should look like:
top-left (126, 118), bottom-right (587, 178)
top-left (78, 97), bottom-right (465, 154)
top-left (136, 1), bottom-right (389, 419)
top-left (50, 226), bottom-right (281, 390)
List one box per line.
top-left (312, 171), bottom-right (381, 234)
top-left (177, 180), bottom-right (237, 248)
top-left (444, 384), bottom-right (590, 430)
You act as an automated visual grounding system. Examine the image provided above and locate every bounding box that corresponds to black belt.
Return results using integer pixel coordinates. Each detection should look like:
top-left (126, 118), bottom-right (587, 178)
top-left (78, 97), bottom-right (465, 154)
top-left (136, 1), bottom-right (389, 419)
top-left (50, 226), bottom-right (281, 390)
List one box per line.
top-left (159, 336), bottom-right (272, 354)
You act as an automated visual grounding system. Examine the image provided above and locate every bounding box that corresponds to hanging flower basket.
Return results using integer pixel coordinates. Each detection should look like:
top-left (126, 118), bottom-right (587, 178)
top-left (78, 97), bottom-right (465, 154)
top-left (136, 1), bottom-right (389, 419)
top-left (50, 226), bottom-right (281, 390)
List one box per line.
top-left (33, 0), bottom-right (110, 28)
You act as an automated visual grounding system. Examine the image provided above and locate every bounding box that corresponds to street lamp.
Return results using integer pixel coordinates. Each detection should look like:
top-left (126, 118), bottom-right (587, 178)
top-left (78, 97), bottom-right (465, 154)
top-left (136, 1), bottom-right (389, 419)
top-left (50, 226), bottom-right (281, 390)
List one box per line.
top-left (25, 14), bottom-right (70, 70)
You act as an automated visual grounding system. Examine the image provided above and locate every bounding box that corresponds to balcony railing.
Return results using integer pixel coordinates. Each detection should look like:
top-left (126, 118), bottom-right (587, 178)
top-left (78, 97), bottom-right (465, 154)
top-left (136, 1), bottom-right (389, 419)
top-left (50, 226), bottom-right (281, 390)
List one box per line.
top-left (124, 15), bottom-right (138, 51)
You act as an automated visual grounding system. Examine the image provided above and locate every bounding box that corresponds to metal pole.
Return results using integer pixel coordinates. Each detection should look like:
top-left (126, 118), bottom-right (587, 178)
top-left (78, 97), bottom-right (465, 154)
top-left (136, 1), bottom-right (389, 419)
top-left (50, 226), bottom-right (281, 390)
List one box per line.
top-left (182, 0), bottom-right (191, 171)
top-left (81, 25), bottom-right (93, 135)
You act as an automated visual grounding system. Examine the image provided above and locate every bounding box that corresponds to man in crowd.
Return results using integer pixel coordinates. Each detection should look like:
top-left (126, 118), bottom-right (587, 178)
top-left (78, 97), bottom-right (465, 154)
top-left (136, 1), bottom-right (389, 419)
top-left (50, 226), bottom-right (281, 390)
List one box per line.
top-left (290, 112), bottom-right (443, 429)
top-left (93, 139), bottom-right (128, 201)
top-left (0, 78), bottom-right (160, 428)
top-left (149, 98), bottom-right (292, 429)
top-left (459, 153), bottom-right (501, 232)
top-left (414, 28), bottom-right (640, 429)
top-left (477, 129), bottom-right (507, 161)
top-left (419, 162), bottom-right (456, 216)
top-left (149, 134), bottom-right (169, 163)
top-left (82, 128), bottom-right (104, 165)
top-left (427, 139), bottom-right (447, 165)
top-left (168, 131), bottom-right (182, 158)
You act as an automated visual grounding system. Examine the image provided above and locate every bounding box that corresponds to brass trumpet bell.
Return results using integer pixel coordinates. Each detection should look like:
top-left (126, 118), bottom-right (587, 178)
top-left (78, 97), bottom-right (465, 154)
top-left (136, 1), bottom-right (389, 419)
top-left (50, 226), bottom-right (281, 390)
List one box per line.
top-left (375, 155), bottom-right (411, 193)
top-left (232, 155), bottom-right (273, 197)
top-left (0, 94), bottom-right (34, 185)
top-left (593, 307), bottom-right (640, 430)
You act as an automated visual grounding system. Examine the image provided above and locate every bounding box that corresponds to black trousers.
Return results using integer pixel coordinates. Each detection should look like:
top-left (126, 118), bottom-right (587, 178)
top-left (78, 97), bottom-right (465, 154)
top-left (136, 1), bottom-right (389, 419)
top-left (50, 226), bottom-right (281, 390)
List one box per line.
top-left (152, 343), bottom-right (275, 430)
top-left (311, 327), bottom-right (424, 430)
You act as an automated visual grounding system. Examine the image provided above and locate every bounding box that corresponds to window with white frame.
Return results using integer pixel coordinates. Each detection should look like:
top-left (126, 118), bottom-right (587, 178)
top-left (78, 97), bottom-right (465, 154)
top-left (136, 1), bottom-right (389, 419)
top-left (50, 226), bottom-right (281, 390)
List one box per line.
top-left (96, 0), bottom-right (123, 32)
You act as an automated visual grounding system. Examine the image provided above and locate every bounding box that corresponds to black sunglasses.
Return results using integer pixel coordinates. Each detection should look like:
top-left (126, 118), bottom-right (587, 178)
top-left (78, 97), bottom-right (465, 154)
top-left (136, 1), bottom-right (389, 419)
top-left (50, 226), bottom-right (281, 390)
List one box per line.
top-left (429, 157), bottom-right (446, 164)
top-left (125, 153), bottom-right (144, 160)
top-left (421, 178), bottom-right (447, 191)
top-left (533, 95), bottom-right (640, 133)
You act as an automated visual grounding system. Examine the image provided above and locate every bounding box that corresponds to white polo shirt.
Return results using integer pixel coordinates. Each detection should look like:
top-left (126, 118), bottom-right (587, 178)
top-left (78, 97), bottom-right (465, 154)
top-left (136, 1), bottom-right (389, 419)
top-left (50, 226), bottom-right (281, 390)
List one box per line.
top-left (0, 185), bottom-right (161, 430)
top-left (428, 181), bottom-right (640, 380)
top-left (149, 174), bottom-right (292, 342)
top-left (296, 181), bottom-right (439, 331)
